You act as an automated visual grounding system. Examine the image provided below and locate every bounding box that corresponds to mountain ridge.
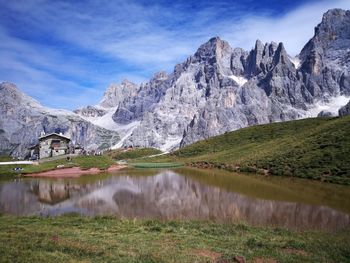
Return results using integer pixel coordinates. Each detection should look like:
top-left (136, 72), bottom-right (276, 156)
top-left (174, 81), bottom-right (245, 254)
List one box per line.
top-left (1, 8), bottom-right (350, 155)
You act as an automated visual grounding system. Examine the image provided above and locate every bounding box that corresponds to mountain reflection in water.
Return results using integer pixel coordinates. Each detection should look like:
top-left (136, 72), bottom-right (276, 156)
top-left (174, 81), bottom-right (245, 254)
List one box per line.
top-left (0, 168), bottom-right (349, 230)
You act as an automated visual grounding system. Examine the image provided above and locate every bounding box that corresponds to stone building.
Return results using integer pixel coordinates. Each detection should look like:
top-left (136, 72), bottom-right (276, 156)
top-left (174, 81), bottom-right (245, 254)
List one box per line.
top-left (38, 133), bottom-right (71, 159)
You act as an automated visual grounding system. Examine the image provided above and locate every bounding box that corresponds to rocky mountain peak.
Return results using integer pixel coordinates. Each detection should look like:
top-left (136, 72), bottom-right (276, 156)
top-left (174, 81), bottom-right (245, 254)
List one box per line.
top-left (254, 39), bottom-right (264, 52)
top-left (299, 8), bottom-right (350, 75)
top-left (0, 82), bottom-right (23, 98)
top-left (151, 71), bottom-right (169, 81)
top-left (194, 36), bottom-right (233, 63)
top-left (121, 79), bottom-right (136, 86)
top-left (0, 81), bottom-right (17, 91)
top-left (0, 82), bottom-right (41, 108)
top-left (99, 80), bottom-right (139, 108)
top-left (274, 42), bottom-right (293, 67)
top-left (319, 9), bottom-right (349, 30)
top-left (314, 8), bottom-right (350, 46)
top-left (246, 40), bottom-right (289, 77)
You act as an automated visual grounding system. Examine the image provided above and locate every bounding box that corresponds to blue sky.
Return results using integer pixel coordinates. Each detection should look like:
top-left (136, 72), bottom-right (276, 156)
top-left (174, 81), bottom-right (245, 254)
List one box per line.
top-left (1, 0), bottom-right (349, 110)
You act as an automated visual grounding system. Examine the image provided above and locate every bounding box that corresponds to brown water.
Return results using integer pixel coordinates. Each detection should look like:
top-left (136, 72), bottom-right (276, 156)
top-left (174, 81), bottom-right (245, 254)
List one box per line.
top-left (0, 167), bottom-right (349, 230)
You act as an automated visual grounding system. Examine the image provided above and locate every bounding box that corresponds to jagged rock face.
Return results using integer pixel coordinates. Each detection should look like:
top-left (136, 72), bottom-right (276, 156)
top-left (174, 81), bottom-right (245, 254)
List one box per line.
top-left (122, 37), bottom-right (306, 149)
top-left (112, 72), bottom-right (171, 124)
top-left (339, 100), bottom-right (350, 116)
top-left (99, 80), bottom-right (139, 108)
top-left (119, 9), bottom-right (350, 150)
top-left (0, 82), bottom-right (119, 157)
top-left (74, 106), bottom-right (106, 118)
top-left (299, 9), bottom-right (350, 97)
top-left (317, 110), bottom-right (334, 117)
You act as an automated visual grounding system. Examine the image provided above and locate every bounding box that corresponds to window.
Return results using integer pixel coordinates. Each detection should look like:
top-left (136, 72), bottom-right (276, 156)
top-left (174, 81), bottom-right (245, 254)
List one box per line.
top-left (51, 139), bottom-right (61, 149)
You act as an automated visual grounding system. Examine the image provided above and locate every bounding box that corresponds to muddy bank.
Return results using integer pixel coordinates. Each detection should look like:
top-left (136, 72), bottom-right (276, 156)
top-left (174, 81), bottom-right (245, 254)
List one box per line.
top-left (24, 165), bottom-right (127, 178)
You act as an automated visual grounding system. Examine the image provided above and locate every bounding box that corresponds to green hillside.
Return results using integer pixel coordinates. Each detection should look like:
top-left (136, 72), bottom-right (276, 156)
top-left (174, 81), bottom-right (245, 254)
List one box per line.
top-left (105, 147), bottom-right (162, 160)
top-left (144, 116), bottom-right (350, 184)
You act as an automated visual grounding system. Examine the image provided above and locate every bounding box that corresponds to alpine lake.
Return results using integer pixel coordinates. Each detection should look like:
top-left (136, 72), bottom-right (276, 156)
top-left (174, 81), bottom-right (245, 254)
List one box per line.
top-left (1, 167), bottom-right (349, 231)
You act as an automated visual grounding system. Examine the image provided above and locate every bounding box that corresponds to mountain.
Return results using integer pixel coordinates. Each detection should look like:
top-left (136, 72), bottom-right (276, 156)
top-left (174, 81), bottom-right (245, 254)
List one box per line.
top-left (74, 8), bottom-right (349, 151)
top-left (0, 82), bottom-right (119, 157)
top-left (339, 100), bottom-right (350, 116)
top-left (1, 9), bottom-right (349, 155)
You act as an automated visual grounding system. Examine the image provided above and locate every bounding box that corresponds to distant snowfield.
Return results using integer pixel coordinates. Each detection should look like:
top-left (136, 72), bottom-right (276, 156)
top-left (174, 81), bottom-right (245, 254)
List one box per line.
top-left (39, 107), bottom-right (75, 116)
top-left (290, 56), bottom-right (301, 69)
top-left (226, 75), bottom-right (248, 87)
top-left (21, 92), bottom-right (76, 117)
top-left (304, 95), bottom-right (350, 117)
top-left (159, 135), bottom-right (182, 152)
top-left (80, 107), bottom-right (120, 131)
top-left (112, 121), bottom-right (140, 149)
top-left (75, 106), bottom-right (141, 150)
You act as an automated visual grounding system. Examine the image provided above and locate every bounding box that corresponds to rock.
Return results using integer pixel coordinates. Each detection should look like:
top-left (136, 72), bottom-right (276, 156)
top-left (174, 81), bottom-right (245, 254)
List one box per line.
top-left (112, 72), bottom-right (170, 124)
top-left (339, 100), bottom-right (350, 116)
top-left (99, 79), bottom-right (139, 108)
top-left (299, 9), bottom-right (350, 97)
top-left (317, 110), bottom-right (334, 117)
top-left (74, 106), bottom-right (106, 118)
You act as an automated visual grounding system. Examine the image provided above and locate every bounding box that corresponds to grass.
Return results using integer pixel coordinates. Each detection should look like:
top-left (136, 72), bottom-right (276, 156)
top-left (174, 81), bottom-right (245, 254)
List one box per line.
top-left (0, 156), bottom-right (12, 162)
top-left (130, 162), bottom-right (184, 168)
top-left (143, 116), bottom-right (350, 184)
top-left (0, 216), bottom-right (349, 263)
top-left (0, 155), bottom-right (116, 176)
top-left (105, 148), bottom-right (163, 160)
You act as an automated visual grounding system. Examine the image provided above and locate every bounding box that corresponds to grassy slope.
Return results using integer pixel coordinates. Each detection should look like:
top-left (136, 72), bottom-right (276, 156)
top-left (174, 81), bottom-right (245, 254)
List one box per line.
top-left (0, 156), bottom-right (12, 162)
top-left (0, 155), bottom-right (115, 177)
top-left (144, 116), bottom-right (350, 184)
top-left (106, 148), bottom-right (162, 160)
top-left (0, 216), bottom-right (349, 263)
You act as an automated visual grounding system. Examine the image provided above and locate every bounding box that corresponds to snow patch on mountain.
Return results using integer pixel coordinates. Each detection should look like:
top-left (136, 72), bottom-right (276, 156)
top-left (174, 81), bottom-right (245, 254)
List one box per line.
top-left (112, 121), bottom-right (140, 149)
top-left (159, 136), bottom-right (183, 152)
top-left (289, 56), bottom-right (301, 69)
top-left (305, 95), bottom-right (350, 117)
top-left (227, 75), bottom-right (248, 87)
top-left (38, 107), bottom-right (77, 117)
top-left (79, 107), bottom-right (120, 131)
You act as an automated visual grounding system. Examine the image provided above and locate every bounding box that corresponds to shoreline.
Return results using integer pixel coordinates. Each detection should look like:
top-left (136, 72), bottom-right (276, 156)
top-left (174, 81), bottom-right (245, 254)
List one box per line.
top-left (23, 164), bottom-right (127, 178)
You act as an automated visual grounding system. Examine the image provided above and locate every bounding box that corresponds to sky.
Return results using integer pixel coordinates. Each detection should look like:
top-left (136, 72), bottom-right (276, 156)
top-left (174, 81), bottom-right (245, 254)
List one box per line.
top-left (0, 0), bottom-right (349, 110)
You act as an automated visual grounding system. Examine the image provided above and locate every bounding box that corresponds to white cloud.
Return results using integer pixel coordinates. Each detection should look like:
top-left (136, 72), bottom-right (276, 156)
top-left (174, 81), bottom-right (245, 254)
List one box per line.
top-left (221, 0), bottom-right (350, 55)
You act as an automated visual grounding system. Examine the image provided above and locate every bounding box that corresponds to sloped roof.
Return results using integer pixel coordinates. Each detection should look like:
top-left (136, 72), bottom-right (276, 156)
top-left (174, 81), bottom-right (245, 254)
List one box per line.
top-left (39, 133), bottom-right (71, 141)
top-left (28, 144), bottom-right (39, 150)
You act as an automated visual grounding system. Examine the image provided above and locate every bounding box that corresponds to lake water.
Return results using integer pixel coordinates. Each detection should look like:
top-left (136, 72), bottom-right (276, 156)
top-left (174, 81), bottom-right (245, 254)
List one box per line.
top-left (1, 167), bottom-right (349, 230)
